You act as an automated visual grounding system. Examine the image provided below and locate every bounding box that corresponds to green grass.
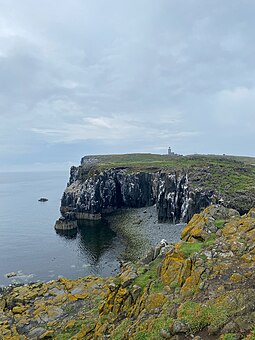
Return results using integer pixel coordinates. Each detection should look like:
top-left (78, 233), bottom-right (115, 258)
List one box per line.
top-left (245, 327), bottom-right (255, 340)
top-left (112, 319), bottom-right (132, 340)
top-left (214, 219), bottom-right (226, 229)
top-left (132, 315), bottom-right (174, 340)
top-left (177, 301), bottom-right (229, 333)
top-left (134, 332), bottom-right (150, 340)
top-left (148, 315), bottom-right (173, 339)
top-left (203, 234), bottom-right (217, 247)
top-left (81, 153), bottom-right (255, 171)
top-left (133, 258), bottom-right (162, 291)
top-left (78, 153), bottom-right (255, 195)
top-left (179, 235), bottom-right (216, 260)
top-left (179, 242), bottom-right (204, 257)
top-left (150, 280), bottom-right (165, 292)
top-left (152, 315), bottom-right (173, 333)
top-left (199, 254), bottom-right (208, 262)
top-left (222, 334), bottom-right (238, 340)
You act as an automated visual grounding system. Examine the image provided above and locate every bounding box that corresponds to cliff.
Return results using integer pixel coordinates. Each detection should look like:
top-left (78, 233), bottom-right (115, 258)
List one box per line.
top-left (55, 154), bottom-right (255, 229)
top-left (2, 206), bottom-right (255, 339)
top-left (59, 169), bottom-right (212, 225)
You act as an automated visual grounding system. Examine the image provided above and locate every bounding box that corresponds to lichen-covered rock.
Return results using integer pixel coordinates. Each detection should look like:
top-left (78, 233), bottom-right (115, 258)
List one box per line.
top-left (93, 206), bottom-right (255, 339)
top-left (181, 205), bottom-right (239, 242)
top-left (247, 207), bottom-right (255, 218)
top-left (0, 276), bottom-right (111, 339)
top-left (2, 207), bottom-right (255, 339)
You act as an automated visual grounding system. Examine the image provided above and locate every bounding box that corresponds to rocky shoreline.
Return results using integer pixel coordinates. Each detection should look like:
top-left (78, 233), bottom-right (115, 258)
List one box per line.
top-left (2, 205), bottom-right (255, 339)
top-left (106, 206), bottom-right (184, 262)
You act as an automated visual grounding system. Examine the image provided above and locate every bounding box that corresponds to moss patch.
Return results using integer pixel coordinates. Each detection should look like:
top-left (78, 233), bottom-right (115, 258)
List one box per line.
top-left (177, 301), bottom-right (229, 333)
top-left (179, 242), bottom-right (204, 257)
top-left (221, 334), bottom-right (239, 340)
top-left (112, 319), bottom-right (132, 340)
top-left (214, 219), bottom-right (226, 229)
top-left (133, 259), bottom-right (161, 290)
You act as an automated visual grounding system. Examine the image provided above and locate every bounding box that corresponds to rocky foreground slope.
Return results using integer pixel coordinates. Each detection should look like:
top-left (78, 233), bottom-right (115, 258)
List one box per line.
top-left (55, 154), bottom-right (255, 229)
top-left (2, 205), bottom-right (255, 339)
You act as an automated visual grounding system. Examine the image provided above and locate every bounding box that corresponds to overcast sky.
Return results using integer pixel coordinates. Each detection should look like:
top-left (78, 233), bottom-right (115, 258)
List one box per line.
top-left (0, 0), bottom-right (255, 171)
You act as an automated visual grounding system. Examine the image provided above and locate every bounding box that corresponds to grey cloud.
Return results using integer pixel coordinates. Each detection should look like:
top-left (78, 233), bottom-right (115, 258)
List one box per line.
top-left (0, 0), bottom-right (254, 170)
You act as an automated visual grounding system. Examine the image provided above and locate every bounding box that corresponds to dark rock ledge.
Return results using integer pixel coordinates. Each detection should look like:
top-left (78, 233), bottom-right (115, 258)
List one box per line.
top-left (55, 166), bottom-right (217, 230)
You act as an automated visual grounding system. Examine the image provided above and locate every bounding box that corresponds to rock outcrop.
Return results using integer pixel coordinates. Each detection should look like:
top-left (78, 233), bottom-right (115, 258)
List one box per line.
top-left (3, 206), bottom-right (255, 339)
top-left (55, 154), bottom-right (255, 229)
top-left (54, 216), bottom-right (77, 231)
top-left (56, 167), bottom-right (216, 229)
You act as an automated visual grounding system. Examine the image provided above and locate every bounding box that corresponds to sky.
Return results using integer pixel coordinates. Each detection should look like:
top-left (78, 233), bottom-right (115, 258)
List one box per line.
top-left (0, 0), bottom-right (255, 171)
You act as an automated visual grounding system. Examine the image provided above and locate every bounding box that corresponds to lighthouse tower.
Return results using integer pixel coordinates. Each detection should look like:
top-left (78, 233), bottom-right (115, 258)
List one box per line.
top-left (168, 147), bottom-right (174, 156)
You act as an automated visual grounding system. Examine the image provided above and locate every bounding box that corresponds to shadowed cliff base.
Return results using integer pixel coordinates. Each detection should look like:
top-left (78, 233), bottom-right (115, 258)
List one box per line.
top-left (56, 206), bottom-right (185, 264)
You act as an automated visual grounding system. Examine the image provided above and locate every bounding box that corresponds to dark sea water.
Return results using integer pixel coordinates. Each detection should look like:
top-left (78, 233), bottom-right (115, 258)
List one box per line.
top-left (0, 171), bottom-right (184, 287)
top-left (0, 171), bottom-right (124, 286)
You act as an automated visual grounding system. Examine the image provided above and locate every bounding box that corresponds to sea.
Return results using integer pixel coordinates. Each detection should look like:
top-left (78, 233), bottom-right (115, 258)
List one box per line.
top-left (0, 171), bottom-right (124, 286)
top-left (0, 171), bottom-right (184, 287)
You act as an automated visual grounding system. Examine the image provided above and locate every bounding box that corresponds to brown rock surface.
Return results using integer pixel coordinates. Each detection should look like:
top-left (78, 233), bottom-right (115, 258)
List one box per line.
top-left (1, 206), bottom-right (255, 339)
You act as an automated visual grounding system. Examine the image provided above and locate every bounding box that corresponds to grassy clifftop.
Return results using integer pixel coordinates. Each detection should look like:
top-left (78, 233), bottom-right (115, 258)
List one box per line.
top-left (79, 154), bottom-right (255, 212)
top-left (81, 153), bottom-right (255, 172)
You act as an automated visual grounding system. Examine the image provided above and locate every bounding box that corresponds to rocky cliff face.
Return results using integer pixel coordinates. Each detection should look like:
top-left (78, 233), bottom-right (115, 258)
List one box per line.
top-left (56, 165), bottom-right (217, 229)
top-left (60, 169), bottom-right (156, 217)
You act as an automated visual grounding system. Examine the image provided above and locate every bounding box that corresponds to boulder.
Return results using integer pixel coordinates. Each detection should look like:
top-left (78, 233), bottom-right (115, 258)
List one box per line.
top-left (38, 197), bottom-right (48, 202)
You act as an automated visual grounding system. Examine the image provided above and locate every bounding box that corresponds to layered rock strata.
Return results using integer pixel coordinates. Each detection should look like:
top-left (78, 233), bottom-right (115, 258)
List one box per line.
top-left (55, 165), bottom-right (217, 230)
